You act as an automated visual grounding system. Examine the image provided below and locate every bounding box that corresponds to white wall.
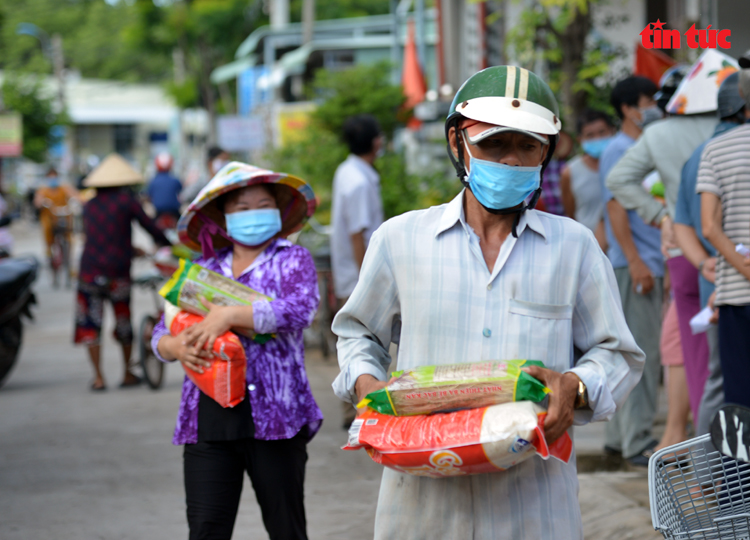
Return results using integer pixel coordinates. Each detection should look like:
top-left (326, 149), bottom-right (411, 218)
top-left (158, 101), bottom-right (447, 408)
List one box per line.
top-left (592, 0), bottom-right (647, 82)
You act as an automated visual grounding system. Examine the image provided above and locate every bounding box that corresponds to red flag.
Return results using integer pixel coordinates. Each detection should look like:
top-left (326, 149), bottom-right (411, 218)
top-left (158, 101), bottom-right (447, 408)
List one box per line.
top-left (634, 42), bottom-right (677, 85)
top-left (402, 20), bottom-right (427, 130)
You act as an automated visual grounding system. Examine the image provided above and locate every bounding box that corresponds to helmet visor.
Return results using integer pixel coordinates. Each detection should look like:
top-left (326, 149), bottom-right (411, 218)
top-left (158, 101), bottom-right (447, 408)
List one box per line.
top-left (461, 119), bottom-right (550, 145)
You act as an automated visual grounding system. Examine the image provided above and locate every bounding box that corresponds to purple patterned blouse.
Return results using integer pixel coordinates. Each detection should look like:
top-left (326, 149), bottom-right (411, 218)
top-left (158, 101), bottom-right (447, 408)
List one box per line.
top-left (151, 239), bottom-right (324, 445)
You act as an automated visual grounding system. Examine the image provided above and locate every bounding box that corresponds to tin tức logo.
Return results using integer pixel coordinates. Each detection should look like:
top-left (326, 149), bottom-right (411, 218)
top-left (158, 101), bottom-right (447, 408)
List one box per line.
top-left (640, 19), bottom-right (731, 50)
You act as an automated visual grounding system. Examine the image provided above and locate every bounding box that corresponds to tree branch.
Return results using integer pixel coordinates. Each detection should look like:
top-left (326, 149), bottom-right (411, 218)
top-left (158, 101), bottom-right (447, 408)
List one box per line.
top-left (539, 10), bottom-right (563, 41)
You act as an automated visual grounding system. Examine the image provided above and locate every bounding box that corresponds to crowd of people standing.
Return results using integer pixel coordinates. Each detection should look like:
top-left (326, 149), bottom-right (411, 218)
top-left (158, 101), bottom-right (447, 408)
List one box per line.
top-left (541, 49), bottom-right (750, 467)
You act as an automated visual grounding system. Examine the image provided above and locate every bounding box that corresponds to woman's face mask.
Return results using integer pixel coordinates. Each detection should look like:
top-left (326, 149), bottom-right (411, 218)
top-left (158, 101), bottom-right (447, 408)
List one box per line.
top-left (47, 176), bottom-right (60, 188)
top-left (581, 137), bottom-right (613, 159)
top-left (463, 138), bottom-right (542, 211)
top-left (225, 208), bottom-right (282, 247)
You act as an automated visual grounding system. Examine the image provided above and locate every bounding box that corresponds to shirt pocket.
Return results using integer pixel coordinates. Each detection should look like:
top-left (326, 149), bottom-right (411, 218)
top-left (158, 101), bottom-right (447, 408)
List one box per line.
top-left (506, 299), bottom-right (573, 370)
top-left (508, 298), bottom-right (573, 320)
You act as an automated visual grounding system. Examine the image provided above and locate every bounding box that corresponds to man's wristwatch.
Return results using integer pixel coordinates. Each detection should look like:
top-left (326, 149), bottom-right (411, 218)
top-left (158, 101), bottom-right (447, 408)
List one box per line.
top-left (574, 378), bottom-right (590, 410)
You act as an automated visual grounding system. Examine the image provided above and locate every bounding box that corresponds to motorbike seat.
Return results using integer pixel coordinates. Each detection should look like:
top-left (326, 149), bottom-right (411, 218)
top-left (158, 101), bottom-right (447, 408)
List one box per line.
top-left (0, 258), bottom-right (38, 300)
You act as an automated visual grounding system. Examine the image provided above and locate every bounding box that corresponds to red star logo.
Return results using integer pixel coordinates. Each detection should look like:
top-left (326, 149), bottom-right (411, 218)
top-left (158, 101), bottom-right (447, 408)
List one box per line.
top-left (652, 19), bottom-right (666, 30)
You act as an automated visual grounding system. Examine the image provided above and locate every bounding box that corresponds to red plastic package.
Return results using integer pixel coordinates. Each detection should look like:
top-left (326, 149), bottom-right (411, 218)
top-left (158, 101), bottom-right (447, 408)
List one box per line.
top-left (343, 401), bottom-right (572, 477)
top-left (168, 309), bottom-right (247, 408)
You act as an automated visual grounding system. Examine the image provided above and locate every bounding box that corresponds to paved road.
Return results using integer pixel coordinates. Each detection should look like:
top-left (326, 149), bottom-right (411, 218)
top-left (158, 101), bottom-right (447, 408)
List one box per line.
top-left (0, 221), bottom-right (659, 540)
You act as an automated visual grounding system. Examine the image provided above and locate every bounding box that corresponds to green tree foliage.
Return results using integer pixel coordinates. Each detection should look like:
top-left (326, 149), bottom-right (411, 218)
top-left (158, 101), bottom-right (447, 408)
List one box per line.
top-left (505, 0), bottom-right (626, 125)
top-left (289, 0), bottom-right (390, 22)
top-left (311, 62), bottom-right (408, 139)
top-left (268, 62), bottom-right (459, 223)
top-left (1, 77), bottom-right (67, 163)
top-left (0, 0), bottom-right (170, 82)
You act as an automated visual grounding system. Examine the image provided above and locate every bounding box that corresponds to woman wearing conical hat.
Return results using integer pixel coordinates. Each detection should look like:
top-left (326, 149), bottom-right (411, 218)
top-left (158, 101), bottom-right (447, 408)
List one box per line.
top-left (150, 161), bottom-right (322, 540)
top-left (74, 154), bottom-right (171, 391)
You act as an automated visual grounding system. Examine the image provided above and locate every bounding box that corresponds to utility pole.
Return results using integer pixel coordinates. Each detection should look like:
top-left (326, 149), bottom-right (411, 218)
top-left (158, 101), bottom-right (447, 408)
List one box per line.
top-left (51, 34), bottom-right (65, 112)
top-left (270, 0), bottom-right (289, 29)
top-left (302, 0), bottom-right (315, 45)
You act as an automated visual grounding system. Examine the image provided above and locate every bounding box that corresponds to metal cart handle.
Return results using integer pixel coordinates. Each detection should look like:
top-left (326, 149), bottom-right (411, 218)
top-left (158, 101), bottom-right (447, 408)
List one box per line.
top-left (713, 514), bottom-right (750, 524)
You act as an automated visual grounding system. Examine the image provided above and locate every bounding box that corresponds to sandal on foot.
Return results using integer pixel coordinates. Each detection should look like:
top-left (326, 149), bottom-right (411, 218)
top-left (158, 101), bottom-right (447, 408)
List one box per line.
top-left (90, 382), bottom-right (107, 392)
top-left (119, 374), bottom-right (142, 388)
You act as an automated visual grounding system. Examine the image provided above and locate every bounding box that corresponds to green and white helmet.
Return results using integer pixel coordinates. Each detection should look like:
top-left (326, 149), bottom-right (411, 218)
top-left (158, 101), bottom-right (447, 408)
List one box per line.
top-left (445, 65), bottom-right (562, 180)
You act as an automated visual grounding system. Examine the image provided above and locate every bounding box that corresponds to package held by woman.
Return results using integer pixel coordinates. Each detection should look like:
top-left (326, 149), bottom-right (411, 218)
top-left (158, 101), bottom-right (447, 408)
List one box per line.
top-left (165, 302), bottom-right (246, 408)
top-left (359, 360), bottom-right (549, 416)
top-left (160, 258), bottom-right (273, 344)
top-left (343, 401), bottom-right (572, 478)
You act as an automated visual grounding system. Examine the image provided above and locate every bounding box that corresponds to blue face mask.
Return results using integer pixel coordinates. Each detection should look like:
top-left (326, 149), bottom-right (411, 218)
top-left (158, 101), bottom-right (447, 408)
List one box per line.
top-left (464, 145), bottom-right (542, 211)
top-left (48, 177), bottom-right (60, 188)
top-left (225, 208), bottom-right (282, 247)
top-left (581, 137), bottom-right (613, 159)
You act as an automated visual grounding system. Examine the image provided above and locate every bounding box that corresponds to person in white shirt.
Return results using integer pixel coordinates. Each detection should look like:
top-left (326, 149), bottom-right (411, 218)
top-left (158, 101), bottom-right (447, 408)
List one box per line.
top-left (330, 114), bottom-right (384, 300)
top-left (330, 114), bottom-right (384, 428)
top-left (332, 66), bottom-right (644, 539)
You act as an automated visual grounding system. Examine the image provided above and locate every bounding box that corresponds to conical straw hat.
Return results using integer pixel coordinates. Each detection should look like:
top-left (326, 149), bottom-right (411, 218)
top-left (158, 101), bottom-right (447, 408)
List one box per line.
top-left (177, 161), bottom-right (317, 255)
top-left (82, 154), bottom-right (143, 188)
top-left (665, 50), bottom-right (739, 115)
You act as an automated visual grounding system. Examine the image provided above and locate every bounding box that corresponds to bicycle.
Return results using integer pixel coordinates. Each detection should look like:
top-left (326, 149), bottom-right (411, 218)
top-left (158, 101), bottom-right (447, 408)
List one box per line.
top-left (133, 249), bottom-right (179, 389)
top-left (649, 407), bottom-right (750, 539)
top-left (296, 217), bottom-right (337, 359)
top-left (41, 199), bottom-right (78, 289)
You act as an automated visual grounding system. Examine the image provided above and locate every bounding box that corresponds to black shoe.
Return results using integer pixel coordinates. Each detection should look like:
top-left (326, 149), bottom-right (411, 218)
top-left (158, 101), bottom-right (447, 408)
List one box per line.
top-left (604, 445), bottom-right (622, 456)
top-left (627, 440), bottom-right (658, 468)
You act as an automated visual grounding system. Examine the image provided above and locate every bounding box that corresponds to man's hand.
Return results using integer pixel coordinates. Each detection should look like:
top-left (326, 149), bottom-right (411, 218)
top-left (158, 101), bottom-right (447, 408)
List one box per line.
top-left (628, 258), bottom-right (654, 295)
top-left (354, 374), bottom-right (388, 405)
top-left (701, 257), bottom-right (717, 284)
top-left (708, 290), bottom-right (719, 325)
top-left (659, 215), bottom-right (678, 258)
top-left (522, 366), bottom-right (579, 444)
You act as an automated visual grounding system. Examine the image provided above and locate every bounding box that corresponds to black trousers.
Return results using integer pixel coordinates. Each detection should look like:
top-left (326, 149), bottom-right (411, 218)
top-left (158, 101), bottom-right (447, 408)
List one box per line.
top-left (718, 304), bottom-right (750, 408)
top-left (183, 435), bottom-right (308, 540)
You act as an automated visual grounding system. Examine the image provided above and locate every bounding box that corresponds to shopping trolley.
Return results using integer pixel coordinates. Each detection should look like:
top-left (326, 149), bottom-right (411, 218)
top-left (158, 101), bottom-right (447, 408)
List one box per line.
top-left (649, 433), bottom-right (750, 539)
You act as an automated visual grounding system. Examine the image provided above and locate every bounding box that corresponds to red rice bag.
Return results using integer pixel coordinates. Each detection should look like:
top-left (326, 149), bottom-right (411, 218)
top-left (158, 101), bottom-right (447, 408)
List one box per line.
top-left (167, 308), bottom-right (247, 408)
top-left (343, 401), bottom-right (572, 477)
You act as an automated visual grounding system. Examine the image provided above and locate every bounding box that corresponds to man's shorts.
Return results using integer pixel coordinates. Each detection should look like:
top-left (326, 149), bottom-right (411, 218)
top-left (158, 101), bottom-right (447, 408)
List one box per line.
top-left (74, 276), bottom-right (133, 346)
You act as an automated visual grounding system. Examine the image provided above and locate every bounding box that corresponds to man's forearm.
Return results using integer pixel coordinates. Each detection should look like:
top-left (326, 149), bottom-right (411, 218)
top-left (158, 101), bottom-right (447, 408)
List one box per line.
top-left (674, 223), bottom-right (709, 269)
top-left (607, 199), bottom-right (641, 264)
top-left (605, 141), bottom-right (664, 224)
top-left (702, 192), bottom-right (750, 280)
top-left (705, 227), bottom-right (750, 279)
top-left (351, 231), bottom-right (366, 269)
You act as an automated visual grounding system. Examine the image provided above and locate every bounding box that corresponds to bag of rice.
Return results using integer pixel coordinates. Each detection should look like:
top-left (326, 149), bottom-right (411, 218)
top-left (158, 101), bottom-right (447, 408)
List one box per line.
top-left (159, 258), bottom-right (273, 344)
top-left (343, 401), bottom-right (572, 477)
top-left (165, 302), bottom-right (247, 408)
top-left (358, 360), bottom-right (550, 416)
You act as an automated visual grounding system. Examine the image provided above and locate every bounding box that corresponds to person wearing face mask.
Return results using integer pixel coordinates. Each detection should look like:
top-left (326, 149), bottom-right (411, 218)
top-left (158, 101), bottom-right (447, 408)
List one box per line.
top-left (559, 109), bottom-right (616, 250)
top-left (606, 51), bottom-right (729, 264)
top-left (34, 167), bottom-right (79, 270)
top-left (332, 66), bottom-right (644, 540)
top-left (595, 76), bottom-right (666, 467)
top-left (151, 162), bottom-right (323, 540)
top-left (207, 146), bottom-right (231, 177)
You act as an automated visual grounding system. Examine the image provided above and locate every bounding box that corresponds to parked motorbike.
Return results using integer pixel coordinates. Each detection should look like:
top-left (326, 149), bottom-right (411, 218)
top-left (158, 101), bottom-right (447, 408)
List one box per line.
top-left (0, 255), bottom-right (38, 387)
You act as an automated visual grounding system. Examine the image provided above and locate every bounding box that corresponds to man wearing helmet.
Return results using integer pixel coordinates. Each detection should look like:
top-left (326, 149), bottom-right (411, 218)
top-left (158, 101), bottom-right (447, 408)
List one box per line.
top-left (147, 152), bottom-right (182, 230)
top-left (333, 66), bottom-right (644, 539)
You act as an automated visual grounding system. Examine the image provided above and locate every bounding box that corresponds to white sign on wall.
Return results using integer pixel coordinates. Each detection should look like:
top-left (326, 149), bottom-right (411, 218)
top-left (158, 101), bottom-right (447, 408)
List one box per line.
top-left (217, 115), bottom-right (265, 152)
